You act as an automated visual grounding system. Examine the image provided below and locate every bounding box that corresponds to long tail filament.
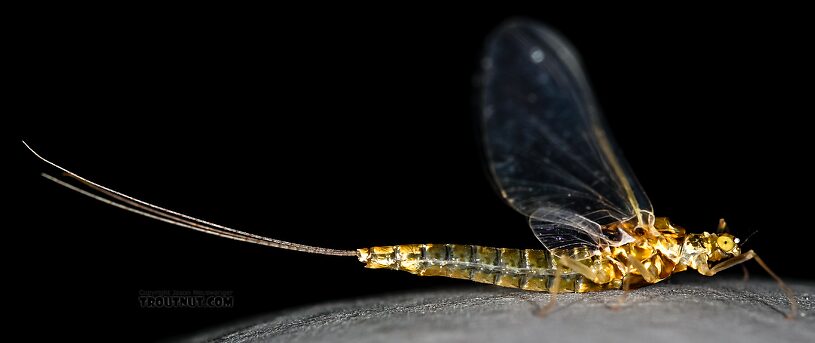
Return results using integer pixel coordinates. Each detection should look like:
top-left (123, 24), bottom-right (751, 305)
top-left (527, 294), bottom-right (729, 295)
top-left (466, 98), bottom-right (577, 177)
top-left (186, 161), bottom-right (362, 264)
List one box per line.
top-left (23, 141), bottom-right (357, 257)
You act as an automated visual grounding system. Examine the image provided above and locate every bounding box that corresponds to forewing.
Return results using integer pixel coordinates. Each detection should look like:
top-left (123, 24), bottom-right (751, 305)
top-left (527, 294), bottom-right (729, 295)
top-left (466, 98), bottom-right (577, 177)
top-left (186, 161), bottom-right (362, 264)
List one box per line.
top-left (481, 20), bottom-right (652, 250)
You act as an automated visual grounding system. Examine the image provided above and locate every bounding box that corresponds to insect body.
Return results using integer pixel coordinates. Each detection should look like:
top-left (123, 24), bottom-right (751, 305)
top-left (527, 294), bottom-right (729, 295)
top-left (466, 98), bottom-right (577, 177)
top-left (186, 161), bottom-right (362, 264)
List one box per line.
top-left (26, 19), bottom-right (797, 317)
top-left (358, 217), bottom-right (741, 293)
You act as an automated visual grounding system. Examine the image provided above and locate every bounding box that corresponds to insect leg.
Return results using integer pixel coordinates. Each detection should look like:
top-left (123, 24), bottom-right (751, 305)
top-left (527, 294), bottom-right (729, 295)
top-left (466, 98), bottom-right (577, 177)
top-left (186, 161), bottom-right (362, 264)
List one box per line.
top-left (623, 253), bottom-right (658, 283)
top-left (533, 263), bottom-right (562, 317)
top-left (534, 255), bottom-right (610, 317)
top-left (605, 252), bottom-right (659, 310)
top-left (741, 264), bottom-right (750, 282)
top-left (556, 255), bottom-right (609, 284)
top-left (607, 256), bottom-right (640, 311)
top-left (700, 250), bottom-right (755, 275)
top-left (699, 250), bottom-right (797, 319)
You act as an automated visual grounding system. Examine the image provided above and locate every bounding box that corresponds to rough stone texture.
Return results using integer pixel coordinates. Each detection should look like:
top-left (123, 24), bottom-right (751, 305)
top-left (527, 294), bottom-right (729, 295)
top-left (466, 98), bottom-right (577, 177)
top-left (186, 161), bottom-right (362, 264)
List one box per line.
top-left (182, 275), bottom-right (814, 343)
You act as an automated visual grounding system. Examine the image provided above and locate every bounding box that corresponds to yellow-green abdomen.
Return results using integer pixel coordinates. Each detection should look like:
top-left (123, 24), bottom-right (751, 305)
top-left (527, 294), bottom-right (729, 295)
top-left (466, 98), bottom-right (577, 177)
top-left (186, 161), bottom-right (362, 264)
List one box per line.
top-left (357, 244), bottom-right (620, 292)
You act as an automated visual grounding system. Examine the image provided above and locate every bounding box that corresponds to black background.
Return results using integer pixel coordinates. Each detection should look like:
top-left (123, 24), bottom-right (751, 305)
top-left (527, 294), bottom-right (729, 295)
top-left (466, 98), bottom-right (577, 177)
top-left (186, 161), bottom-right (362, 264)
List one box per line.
top-left (11, 7), bottom-right (813, 341)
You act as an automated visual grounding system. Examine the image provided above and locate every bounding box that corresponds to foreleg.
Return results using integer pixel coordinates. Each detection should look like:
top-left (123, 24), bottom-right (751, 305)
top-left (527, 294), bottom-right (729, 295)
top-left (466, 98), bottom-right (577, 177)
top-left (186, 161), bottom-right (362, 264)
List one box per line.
top-left (698, 250), bottom-right (797, 319)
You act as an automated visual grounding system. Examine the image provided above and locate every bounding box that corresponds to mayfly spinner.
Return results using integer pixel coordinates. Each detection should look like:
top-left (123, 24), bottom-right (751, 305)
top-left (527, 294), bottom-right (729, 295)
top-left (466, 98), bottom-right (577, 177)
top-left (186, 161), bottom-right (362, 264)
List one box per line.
top-left (26, 20), bottom-right (797, 317)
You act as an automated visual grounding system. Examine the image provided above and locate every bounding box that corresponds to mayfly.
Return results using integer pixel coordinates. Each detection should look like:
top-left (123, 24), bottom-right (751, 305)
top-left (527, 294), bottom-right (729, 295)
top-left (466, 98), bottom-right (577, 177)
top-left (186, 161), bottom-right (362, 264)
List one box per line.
top-left (26, 20), bottom-right (797, 317)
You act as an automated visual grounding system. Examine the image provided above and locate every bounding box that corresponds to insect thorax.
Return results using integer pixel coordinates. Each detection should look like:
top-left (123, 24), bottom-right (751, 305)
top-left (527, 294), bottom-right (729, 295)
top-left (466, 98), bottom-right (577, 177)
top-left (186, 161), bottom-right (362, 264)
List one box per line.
top-left (600, 217), bottom-right (688, 287)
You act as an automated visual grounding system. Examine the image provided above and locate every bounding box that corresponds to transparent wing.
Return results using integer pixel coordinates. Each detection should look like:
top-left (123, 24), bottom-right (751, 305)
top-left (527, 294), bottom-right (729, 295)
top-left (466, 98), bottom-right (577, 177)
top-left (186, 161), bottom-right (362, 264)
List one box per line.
top-left (481, 20), bottom-right (653, 250)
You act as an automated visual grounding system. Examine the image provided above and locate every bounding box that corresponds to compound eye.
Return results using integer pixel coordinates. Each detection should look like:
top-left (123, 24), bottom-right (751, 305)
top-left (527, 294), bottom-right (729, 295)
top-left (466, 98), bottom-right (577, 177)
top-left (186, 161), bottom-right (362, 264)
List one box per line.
top-left (717, 236), bottom-right (735, 252)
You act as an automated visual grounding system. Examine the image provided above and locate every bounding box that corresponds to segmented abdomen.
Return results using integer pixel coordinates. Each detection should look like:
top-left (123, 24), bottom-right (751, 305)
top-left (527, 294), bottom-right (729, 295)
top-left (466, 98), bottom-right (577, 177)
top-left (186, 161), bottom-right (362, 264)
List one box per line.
top-left (357, 244), bottom-right (620, 292)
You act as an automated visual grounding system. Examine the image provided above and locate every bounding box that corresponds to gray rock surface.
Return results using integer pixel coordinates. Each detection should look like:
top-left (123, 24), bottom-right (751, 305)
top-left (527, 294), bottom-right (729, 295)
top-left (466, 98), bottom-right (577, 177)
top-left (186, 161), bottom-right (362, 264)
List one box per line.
top-left (183, 275), bottom-right (814, 343)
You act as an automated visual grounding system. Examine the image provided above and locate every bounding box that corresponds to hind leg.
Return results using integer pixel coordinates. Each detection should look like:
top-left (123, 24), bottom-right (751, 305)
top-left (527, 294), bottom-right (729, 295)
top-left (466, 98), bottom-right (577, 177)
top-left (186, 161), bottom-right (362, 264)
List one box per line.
top-left (533, 263), bottom-right (563, 317)
top-left (533, 255), bottom-right (610, 317)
